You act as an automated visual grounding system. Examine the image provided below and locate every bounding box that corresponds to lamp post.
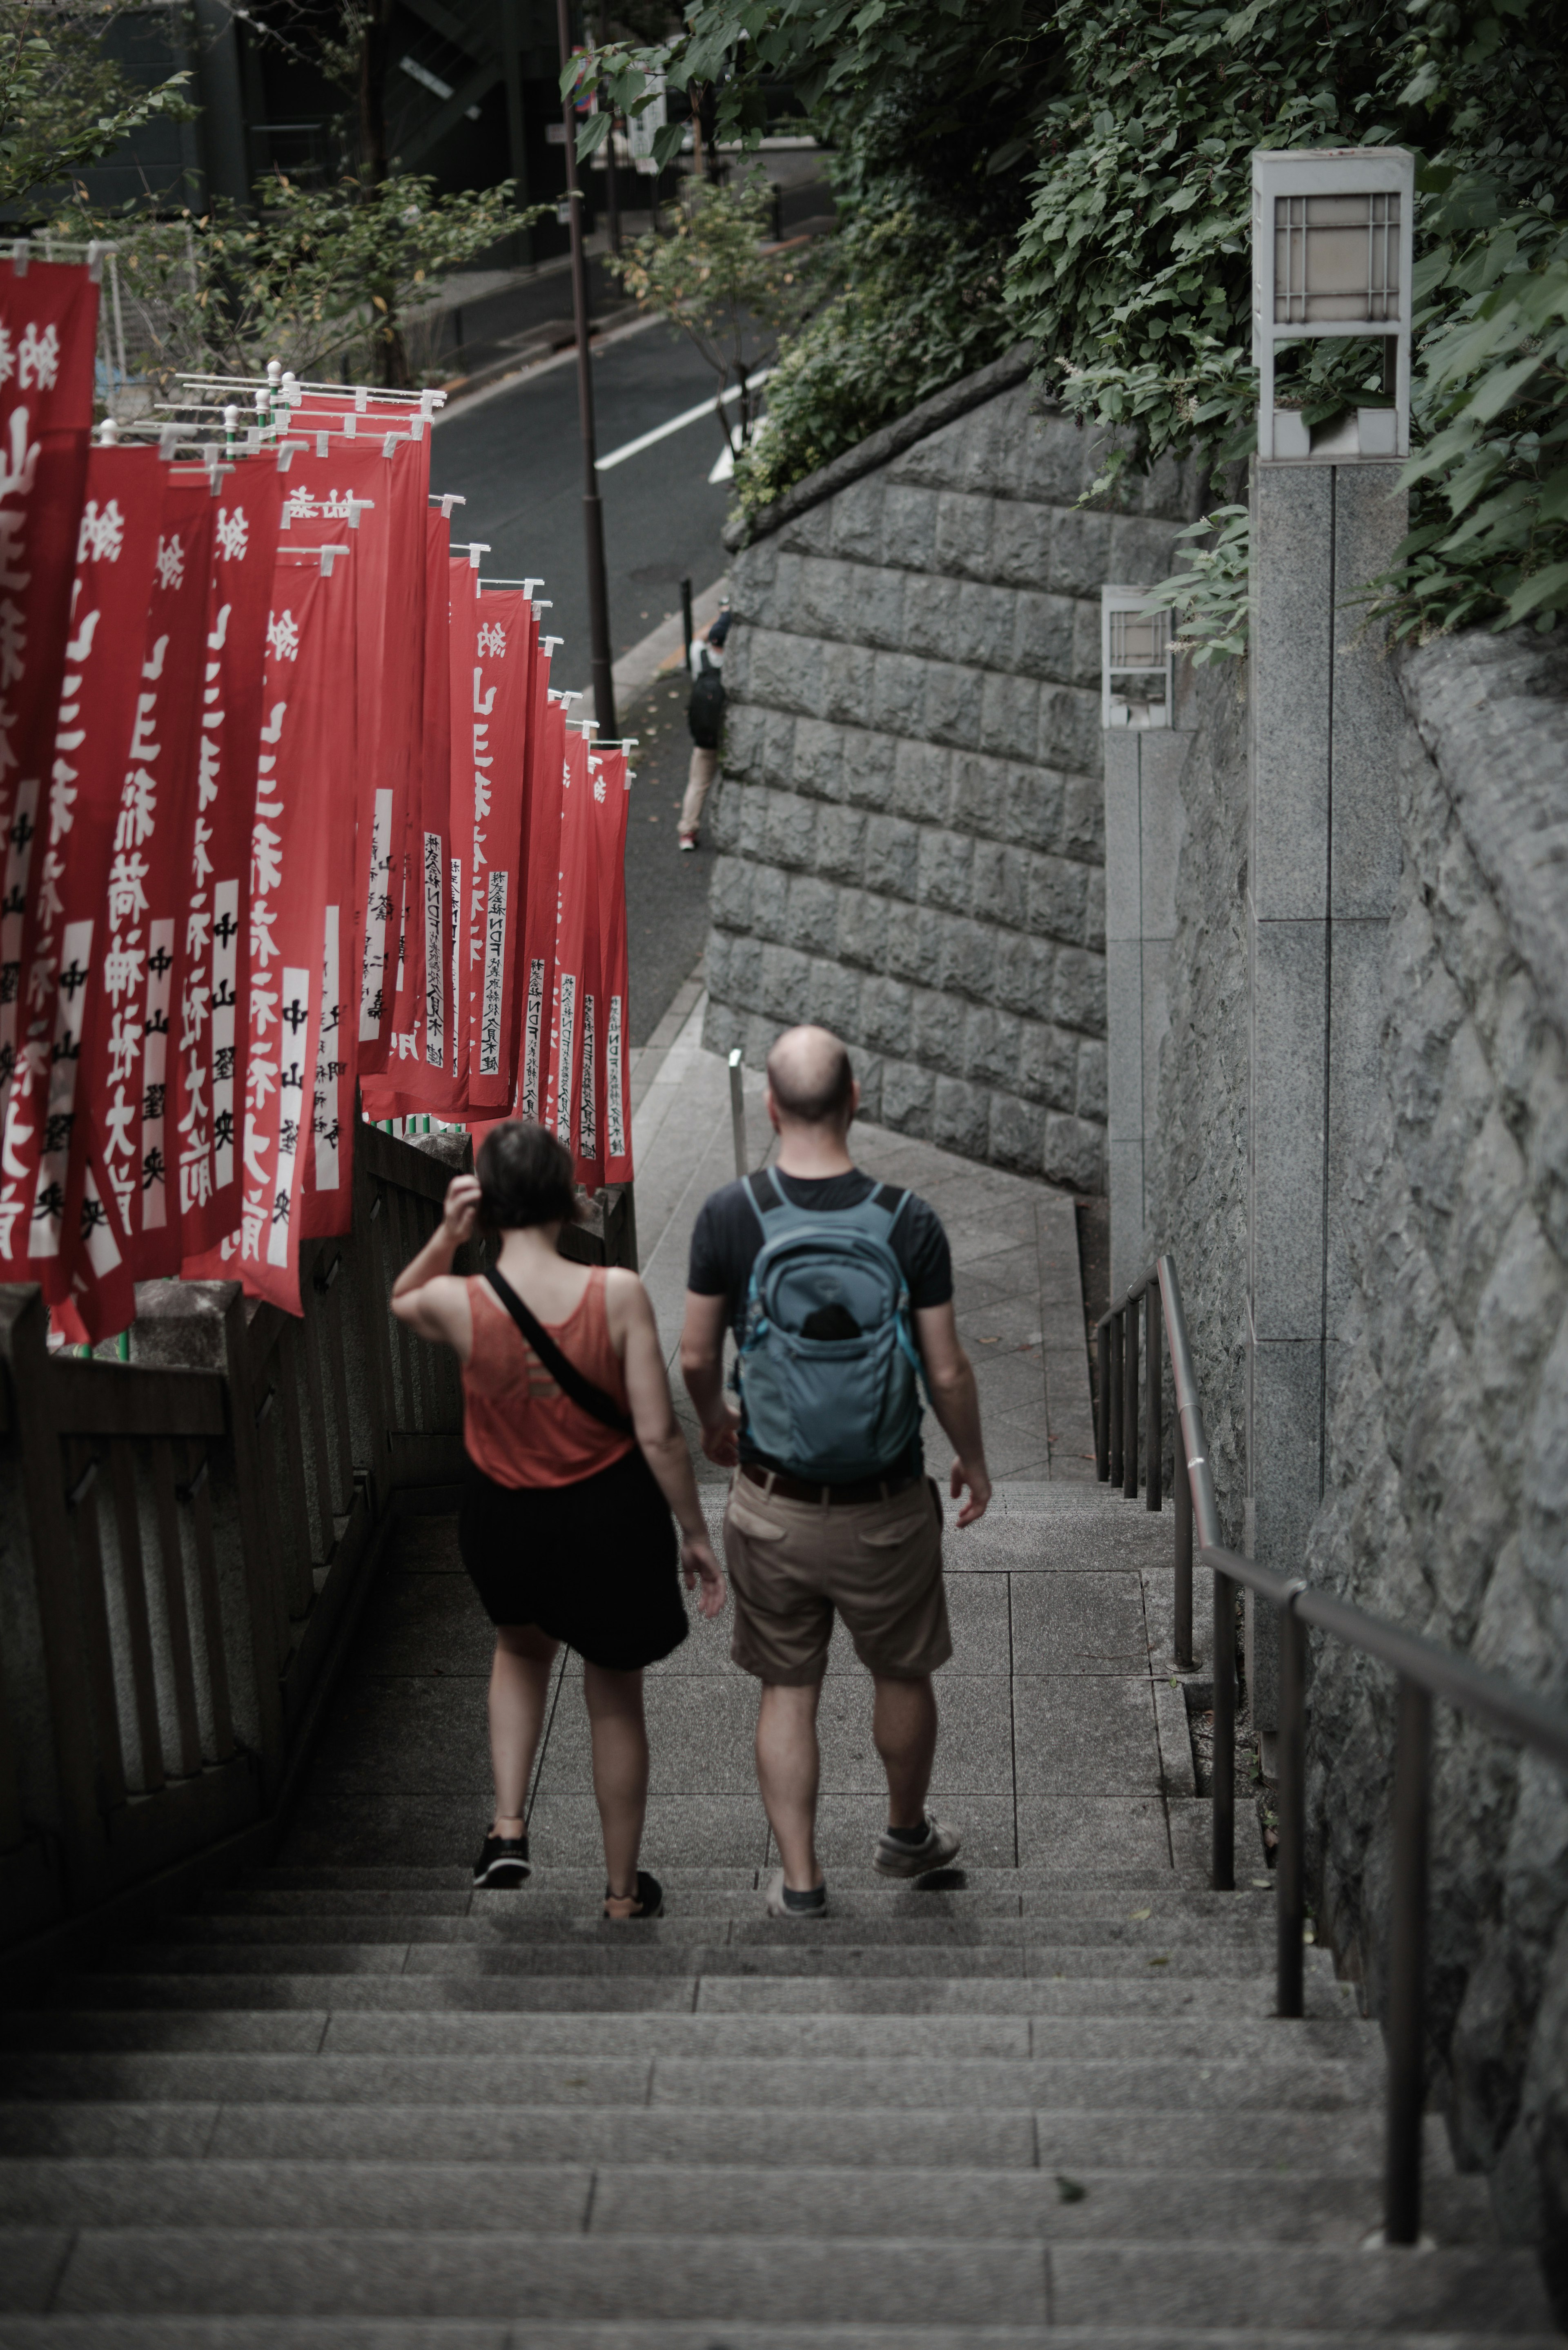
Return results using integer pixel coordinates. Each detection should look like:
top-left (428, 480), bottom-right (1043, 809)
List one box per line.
top-left (556, 0), bottom-right (617, 736)
top-left (1100, 588), bottom-right (1174, 730)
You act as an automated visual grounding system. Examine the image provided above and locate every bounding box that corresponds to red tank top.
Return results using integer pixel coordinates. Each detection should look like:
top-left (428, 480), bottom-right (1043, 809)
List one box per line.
top-left (462, 1269), bottom-right (636, 1491)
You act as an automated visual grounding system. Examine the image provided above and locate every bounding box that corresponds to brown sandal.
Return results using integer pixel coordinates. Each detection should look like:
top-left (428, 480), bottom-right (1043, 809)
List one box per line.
top-left (604, 1869), bottom-right (663, 1920)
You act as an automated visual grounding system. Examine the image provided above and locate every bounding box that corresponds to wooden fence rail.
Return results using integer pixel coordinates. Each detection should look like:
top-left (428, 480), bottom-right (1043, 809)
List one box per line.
top-left (0, 1124), bottom-right (476, 1952)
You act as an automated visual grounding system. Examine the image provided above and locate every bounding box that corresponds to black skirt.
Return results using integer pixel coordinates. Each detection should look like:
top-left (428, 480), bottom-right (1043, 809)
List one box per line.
top-left (458, 1445), bottom-right (689, 1672)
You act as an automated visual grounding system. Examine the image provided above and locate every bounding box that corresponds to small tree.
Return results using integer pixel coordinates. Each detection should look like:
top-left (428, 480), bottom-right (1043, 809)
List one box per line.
top-left (0, 0), bottom-right (193, 214)
top-left (605, 170), bottom-right (814, 457)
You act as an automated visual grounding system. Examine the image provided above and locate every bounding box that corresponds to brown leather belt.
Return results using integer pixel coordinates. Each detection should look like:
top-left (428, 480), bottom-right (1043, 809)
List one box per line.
top-left (740, 1461), bottom-right (922, 1508)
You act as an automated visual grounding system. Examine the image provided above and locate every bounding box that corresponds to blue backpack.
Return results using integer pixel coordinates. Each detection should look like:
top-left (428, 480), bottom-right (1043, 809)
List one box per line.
top-left (735, 1169), bottom-right (927, 1482)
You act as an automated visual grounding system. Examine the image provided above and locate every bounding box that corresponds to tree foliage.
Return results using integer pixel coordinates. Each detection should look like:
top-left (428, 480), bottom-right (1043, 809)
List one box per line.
top-left (0, 0), bottom-right (193, 212)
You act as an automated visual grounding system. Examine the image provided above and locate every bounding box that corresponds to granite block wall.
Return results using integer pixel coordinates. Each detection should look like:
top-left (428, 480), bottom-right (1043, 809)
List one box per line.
top-left (702, 377), bottom-right (1203, 1188)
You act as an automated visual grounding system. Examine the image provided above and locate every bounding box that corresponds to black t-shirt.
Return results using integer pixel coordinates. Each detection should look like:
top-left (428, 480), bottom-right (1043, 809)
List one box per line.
top-left (687, 1168), bottom-right (953, 1475)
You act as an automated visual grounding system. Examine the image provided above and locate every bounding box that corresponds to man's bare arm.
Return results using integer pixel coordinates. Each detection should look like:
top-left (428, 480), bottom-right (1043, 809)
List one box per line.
top-left (914, 1300), bottom-right (991, 1526)
top-left (680, 1289), bottom-right (741, 1466)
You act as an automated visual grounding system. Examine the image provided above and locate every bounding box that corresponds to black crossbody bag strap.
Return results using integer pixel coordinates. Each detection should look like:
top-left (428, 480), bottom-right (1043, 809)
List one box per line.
top-left (483, 1269), bottom-right (635, 1439)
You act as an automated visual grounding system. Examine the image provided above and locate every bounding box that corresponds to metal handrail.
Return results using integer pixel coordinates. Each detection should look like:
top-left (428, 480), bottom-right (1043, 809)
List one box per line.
top-left (1095, 1250), bottom-right (1568, 2248)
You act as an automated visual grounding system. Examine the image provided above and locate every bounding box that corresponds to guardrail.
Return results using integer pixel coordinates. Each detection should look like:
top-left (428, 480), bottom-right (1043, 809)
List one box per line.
top-left (1096, 1253), bottom-right (1568, 2247)
top-left (0, 1123), bottom-right (474, 1958)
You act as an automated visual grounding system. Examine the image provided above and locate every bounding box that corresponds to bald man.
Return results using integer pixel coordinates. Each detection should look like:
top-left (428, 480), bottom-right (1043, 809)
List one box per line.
top-left (681, 1024), bottom-right (991, 1917)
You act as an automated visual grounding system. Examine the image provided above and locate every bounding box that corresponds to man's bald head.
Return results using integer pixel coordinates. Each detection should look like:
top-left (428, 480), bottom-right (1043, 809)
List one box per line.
top-left (766, 1025), bottom-right (855, 1130)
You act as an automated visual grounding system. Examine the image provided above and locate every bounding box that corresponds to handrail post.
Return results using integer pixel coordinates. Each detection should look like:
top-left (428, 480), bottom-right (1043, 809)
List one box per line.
top-left (1095, 1322), bottom-right (1110, 1482)
top-left (1276, 1589), bottom-right (1306, 2017)
top-left (1145, 1283), bottom-right (1162, 1512)
top-left (1212, 1563), bottom-right (1235, 1891)
top-left (1385, 1676), bottom-right (1431, 2245)
top-left (1108, 1312), bottom-right (1124, 1488)
top-left (1174, 1454), bottom-right (1193, 1670)
top-left (1122, 1298), bottom-right (1139, 1501)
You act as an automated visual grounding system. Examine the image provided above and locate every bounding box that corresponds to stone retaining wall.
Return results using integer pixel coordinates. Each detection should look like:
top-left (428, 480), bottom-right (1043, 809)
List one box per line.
top-left (701, 372), bottom-right (1203, 1189)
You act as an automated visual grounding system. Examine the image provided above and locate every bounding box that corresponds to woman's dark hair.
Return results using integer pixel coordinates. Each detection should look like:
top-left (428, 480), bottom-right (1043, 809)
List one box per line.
top-left (476, 1120), bottom-right (576, 1232)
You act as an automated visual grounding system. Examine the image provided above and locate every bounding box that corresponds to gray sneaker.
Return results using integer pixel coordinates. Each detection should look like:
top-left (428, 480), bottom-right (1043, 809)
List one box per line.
top-left (765, 1867), bottom-right (826, 1918)
top-left (874, 1817), bottom-right (961, 1877)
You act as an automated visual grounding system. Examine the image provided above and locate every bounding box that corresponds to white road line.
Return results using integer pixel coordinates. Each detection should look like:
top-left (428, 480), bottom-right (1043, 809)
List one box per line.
top-left (596, 371), bottom-right (773, 473)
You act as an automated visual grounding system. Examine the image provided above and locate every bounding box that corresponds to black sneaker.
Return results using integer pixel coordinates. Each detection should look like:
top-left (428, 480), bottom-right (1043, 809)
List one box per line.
top-left (473, 1833), bottom-right (530, 1888)
top-left (604, 1869), bottom-right (663, 1920)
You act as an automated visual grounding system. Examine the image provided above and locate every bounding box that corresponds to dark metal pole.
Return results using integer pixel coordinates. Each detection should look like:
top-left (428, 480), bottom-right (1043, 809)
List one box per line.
top-left (1095, 1323), bottom-right (1110, 1481)
top-left (556, 0), bottom-right (616, 738)
top-left (1276, 1594), bottom-right (1306, 2017)
top-left (1122, 1298), bottom-right (1139, 1501)
top-left (1174, 1451), bottom-right (1193, 1668)
top-left (1212, 1567), bottom-right (1235, 1891)
top-left (1145, 1284), bottom-right (1162, 1513)
top-left (500, 0), bottom-right (534, 267)
top-left (1108, 1313), bottom-right (1123, 1488)
top-left (680, 575), bottom-right (694, 670)
top-left (1385, 1677), bottom-right (1432, 2245)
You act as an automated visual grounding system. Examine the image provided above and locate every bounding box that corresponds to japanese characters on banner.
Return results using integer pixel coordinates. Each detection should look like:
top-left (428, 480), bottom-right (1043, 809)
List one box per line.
top-left (543, 720), bottom-right (594, 1166)
top-left (591, 743), bottom-right (633, 1189)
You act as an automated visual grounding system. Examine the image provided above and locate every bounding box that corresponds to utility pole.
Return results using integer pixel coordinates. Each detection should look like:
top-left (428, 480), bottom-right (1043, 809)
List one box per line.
top-left (556, 0), bottom-right (617, 736)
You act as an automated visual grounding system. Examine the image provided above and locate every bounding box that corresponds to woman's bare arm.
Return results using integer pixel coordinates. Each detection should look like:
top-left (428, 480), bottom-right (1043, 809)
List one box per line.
top-left (390, 1174), bottom-right (479, 1358)
top-left (610, 1270), bottom-right (726, 1619)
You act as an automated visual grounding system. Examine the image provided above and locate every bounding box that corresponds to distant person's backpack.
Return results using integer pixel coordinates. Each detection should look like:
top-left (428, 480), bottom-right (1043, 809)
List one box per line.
top-left (735, 1169), bottom-right (927, 1482)
top-left (688, 645), bottom-right (726, 750)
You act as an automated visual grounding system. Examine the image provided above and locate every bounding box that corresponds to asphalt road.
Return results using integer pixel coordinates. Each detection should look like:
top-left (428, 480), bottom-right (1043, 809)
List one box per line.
top-left (429, 328), bottom-right (735, 1043)
top-left (428, 322), bottom-right (737, 698)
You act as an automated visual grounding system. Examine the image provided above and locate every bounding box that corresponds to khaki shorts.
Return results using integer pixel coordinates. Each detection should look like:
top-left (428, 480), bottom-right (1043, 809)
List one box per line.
top-left (722, 1472), bottom-right (952, 1686)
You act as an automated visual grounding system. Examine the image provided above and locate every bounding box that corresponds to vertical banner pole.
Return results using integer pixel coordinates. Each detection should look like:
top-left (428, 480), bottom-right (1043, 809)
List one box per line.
top-left (557, 0), bottom-right (617, 738)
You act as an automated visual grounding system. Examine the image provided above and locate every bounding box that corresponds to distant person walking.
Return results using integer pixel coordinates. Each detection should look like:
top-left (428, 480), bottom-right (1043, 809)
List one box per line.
top-left (680, 1026), bottom-right (991, 1916)
top-left (678, 604), bottom-right (731, 852)
top-left (392, 1121), bottom-right (725, 1919)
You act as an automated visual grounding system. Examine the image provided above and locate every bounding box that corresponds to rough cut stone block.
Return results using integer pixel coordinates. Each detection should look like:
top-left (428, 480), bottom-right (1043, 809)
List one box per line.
top-left (762, 709), bottom-right (797, 786)
top-left (857, 564), bottom-right (907, 653)
top-left (1016, 408), bottom-right (1092, 508)
top-left (763, 794), bottom-right (818, 874)
top-left (1053, 946), bottom-right (1108, 1036)
top-left (1019, 1018), bottom-right (1077, 1114)
top-left (836, 887), bottom-right (886, 972)
top-left (830, 478), bottom-right (886, 563)
top-left (913, 987), bottom-right (965, 1074)
top-left (1028, 855), bottom-right (1091, 948)
top-left (1086, 868), bottom-right (1106, 955)
top-left (737, 786), bottom-right (768, 862)
top-left (1048, 509), bottom-right (1114, 598)
top-left (792, 553), bottom-right (842, 640)
top-left (852, 1048), bottom-right (885, 1122)
top-left (933, 1075), bottom-right (990, 1157)
top-left (990, 499), bottom-right (1047, 591)
top-left (708, 855), bottom-right (752, 934)
top-left (952, 579), bottom-right (1018, 669)
top-left (1011, 590), bottom-right (1080, 684)
top-left (990, 1089), bottom-right (1046, 1174)
top-left (860, 975), bottom-right (915, 1057)
top-left (901, 571), bottom-right (962, 662)
top-left (884, 904), bottom-right (941, 986)
top-left (980, 671), bottom-right (1041, 764)
top-left (723, 704), bottom-right (767, 784)
top-left (747, 627), bottom-right (823, 715)
top-left (823, 641), bottom-right (877, 727)
top-left (777, 500), bottom-right (834, 557)
top-left (724, 625), bottom-right (752, 698)
top-left (924, 660), bottom-right (985, 751)
top-left (992, 932), bottom-right (1054, 1023)
top-left (725, 932), bottom-right (764, 1009)
top-left (919, 827), bottom-right (973, 915)
top-left (784, 872), bottom-right (839, 957)
top-left (1045, 1111), bottom-right (1105, 1191)
top-left (1107, 515), bottom-right (1185, 591)
top-left (970, 840), bottom-right (1028, 935)
top-left (816, 803), bottom-right (868, 885)
top-left (808, 954), bottom-right (864, 1043)
top-left (742, 1009), bottom-right (778, 1066)
top-left (840, 728), bottom-right (897, 812)
top-left (1038, 683), bottom-right (1102, 778)
top-left (880, 484), bottom-right (939, 572)
top-left (938, 915), bottom-right (997, 1004)
top-left (1070, 597), bottom-right (1103, 691)
top-left (792, 717), bottom-right (846, 803)
top-left (1004, 765), bottom-right (1068, 857)
top-left (893, 740), bottom-right (950, 827)
top-left (1077, 1038), bottom-right (1109, 1124)
top-left (864, 814), bottom-right (920, 902)
top-left (732, 536), bottom-right (777, 608)
top-left (1062, 772), bottom-right (1105, 864)
top-left (707, 780), bottom-right (743, 856)
top-left (703, 994), bottom-right (741, 1059)
top-left (870, 651), bottom-right (928, 740)
top-left (704, 929), bottom-right (732, 1002)
top-left (881, 1056), bottom-right (935, 1134)
top-left (964, 1003), bottom-right (1024, 1089)
top-left (760, 942), bottom-right (813, 1024)
top-left (935, 490), bottom-right (993, 580)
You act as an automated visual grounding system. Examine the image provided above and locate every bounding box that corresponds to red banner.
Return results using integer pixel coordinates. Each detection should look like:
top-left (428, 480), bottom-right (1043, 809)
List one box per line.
top-left (62, 472), bottom-right (216, 1336)
top-left (464, 588), bottom-right (531, 1114)
top-left (443, 557), bottom-right (480, 1107)
top-left (544, 722), bottom-right (593, 1159)
top-left (592, 742), bottom-right (633, 1187)
top-left (178, 456), bottom-right (285, 1258)
top-left (0, 446), bottom-right (164, 1284)
top-left (0, 260), bottom-right (100, 1156)
top-left (514, 691), bottom-right (564, 1126)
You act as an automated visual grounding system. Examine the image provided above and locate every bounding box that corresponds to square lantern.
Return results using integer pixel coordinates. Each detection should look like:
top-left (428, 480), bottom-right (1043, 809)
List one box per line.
top-left (1101, 588), bottom-right (1173, 729)
top-left (1251, 147), bottom-right (1414, 462)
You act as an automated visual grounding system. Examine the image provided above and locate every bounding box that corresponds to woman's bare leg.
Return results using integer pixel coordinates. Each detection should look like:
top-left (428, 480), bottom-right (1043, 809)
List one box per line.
top-left (583, 1663), bottom-right (649, 1897)
top-left (489, 1624), bottom-right (559, 1836)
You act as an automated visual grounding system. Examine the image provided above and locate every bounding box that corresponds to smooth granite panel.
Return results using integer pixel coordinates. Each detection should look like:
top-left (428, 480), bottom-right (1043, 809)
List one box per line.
top-left (1252, 465), bottom-right (1334, 924)
top-left (1105, 939), bottom-right (1145, 1146)
top-left (1138, 725), bottom-right (1190, 943)
top-left (1102, 731), bottom-right (1142, 946)
top-left (1250, 914), bottom-right (1327, 1343)
top-left (1329, 465), bottom-right (1409, 923)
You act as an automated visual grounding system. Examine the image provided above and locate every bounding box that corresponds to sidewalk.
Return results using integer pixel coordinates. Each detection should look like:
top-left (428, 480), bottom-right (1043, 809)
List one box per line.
top-left (628, 981), bottom-right (1098, 1485)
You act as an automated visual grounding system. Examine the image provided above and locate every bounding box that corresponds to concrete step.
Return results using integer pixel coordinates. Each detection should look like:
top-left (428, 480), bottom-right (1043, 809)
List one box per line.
top-left (208, 1883), bottom-right (1277, 1923)
top-left (0, 2158), bottom-right (1499, 2246)
top-left (247, 1863), bottom-right (1268, 1900)
top-left (3, 2227), bottom-right (1553, 2329)
top-left (0, 2049), bottom-right (1379, 2110)
top-left (151, 1909), bottom-right (1286, 1950)
top-left (0, 2328), bottom-right (1563, 2350)
top-left (49, 1969), bottom-right (1363, 2021)
top-left (2, 2008), bottom-right (1380, 2067)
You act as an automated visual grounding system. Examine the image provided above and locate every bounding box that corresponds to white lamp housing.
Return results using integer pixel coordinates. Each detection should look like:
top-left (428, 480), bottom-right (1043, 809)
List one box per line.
top-left (1251, 146), bottom-right (1414, 463)
top-left (1101, 588), bottom-right (1173, 730)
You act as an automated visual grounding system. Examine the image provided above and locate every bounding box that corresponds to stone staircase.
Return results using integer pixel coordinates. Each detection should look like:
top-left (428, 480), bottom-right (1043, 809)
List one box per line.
top-left (0, 1485), bottom-right (1560, 2345)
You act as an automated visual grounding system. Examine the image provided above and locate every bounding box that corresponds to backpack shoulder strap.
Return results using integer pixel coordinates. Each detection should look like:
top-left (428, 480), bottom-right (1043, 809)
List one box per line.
top-left (482, 1269), bottom-right (634, 1439)
top-left (870, 1182), bottom-right (911, 1235)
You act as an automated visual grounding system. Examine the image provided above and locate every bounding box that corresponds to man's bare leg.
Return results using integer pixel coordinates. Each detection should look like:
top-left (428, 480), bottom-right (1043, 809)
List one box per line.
top-left (755, 1681), bottom-right (825, 1891)
top-left (873, 1672), bottom-right (939, 1830)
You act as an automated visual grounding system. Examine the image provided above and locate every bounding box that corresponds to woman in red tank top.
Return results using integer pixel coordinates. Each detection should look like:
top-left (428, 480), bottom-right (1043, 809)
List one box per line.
top-left (392, 1121), bottom-right (724, 1920)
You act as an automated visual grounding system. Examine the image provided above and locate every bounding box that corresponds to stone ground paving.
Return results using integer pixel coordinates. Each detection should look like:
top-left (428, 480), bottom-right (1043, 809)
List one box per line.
top-left (283, 994), bottom-right (1201, 1878)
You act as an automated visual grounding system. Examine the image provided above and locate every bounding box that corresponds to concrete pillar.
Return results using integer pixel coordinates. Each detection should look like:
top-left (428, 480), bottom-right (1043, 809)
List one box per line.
top-left (1104, 727), bottom-right (1190, 1299)
top-left (1245, 462), bottom-right (1407, 1726)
